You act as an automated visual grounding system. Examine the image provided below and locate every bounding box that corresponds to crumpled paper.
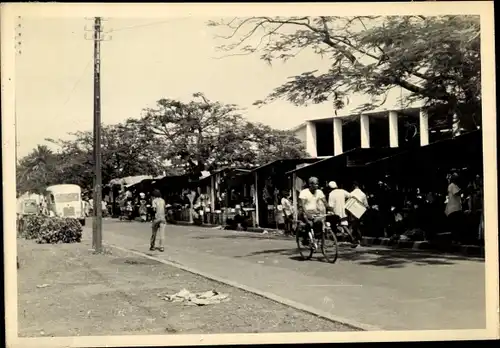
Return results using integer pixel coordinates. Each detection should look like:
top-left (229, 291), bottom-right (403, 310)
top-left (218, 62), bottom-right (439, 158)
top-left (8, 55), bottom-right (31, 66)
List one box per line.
top-left (159, 288), bottom-right (230, 306)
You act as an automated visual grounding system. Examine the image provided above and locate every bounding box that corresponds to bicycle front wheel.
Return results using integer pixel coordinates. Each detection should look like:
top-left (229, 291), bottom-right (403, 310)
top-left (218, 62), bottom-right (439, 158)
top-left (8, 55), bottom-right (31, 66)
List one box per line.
top-left (296, 230), bottom-right (314, 260)
top-left (321, 228), bottom-right (339, 263)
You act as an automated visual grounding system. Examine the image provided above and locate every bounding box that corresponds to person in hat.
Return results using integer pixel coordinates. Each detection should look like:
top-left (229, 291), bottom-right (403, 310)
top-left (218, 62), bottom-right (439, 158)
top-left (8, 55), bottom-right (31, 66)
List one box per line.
top-left (328, 181), bottom-right (359, 247)
top-left (150, 189), bottom-right (166, 252)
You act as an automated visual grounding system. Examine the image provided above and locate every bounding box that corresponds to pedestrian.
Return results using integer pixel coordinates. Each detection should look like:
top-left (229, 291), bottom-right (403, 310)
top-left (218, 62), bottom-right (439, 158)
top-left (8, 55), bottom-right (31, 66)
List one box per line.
top-left (138, 192), bottom-right (148, 222)
top-left (445, 172), bottom-right (464, 244)
top-left (150, 189), bottom-right (166, 252)
top-left (349, 181), bottom-right (369, 243)
top-left (328, 181), bottom-right (359, 247)
top-left (280, 190), bottom-right (294, 235)
top-left (101, 200), bottom-right (107, 217)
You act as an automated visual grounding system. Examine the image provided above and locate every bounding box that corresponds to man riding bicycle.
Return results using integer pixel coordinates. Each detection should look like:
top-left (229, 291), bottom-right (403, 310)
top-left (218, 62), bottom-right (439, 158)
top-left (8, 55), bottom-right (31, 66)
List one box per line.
top-left (298, 177), bottom-right (328, 247)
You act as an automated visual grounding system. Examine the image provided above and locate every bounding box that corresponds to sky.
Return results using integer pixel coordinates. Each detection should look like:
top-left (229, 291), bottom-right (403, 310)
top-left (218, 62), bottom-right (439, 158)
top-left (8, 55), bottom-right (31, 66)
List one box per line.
top-left (15, 16), bottom-right (407, 158)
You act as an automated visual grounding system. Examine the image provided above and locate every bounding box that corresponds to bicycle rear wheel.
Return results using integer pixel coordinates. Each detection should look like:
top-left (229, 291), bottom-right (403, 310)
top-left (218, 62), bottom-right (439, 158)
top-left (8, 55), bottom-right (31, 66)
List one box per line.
top-left (296, 230), bottom-right (314, 260)
top-left (321, 228), bottom-right (339, 263)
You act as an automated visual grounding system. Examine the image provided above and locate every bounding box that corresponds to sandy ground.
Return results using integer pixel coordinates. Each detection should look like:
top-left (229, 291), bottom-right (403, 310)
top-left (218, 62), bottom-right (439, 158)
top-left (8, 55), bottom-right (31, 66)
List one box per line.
top-left (17, 237), bottom-right (355, 337)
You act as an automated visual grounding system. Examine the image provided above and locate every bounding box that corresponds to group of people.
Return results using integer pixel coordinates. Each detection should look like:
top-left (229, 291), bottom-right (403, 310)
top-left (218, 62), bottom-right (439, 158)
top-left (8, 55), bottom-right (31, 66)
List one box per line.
top-left (82, 197), bottom-right (109, 218)
top-left (103, 166), bottom-right (483, 254)
top-left (280, 169), bottom-right (484, 247)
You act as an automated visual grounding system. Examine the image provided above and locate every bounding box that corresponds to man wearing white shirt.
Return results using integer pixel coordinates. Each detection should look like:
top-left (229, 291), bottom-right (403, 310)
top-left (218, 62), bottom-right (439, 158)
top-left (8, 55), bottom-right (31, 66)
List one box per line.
top-left (350, 181), bottom-right (369, 244)
top-left (298, 177), bottom-right (328, 246)
top-left (327, 181), bottom-right (351, 220)
top-left (350, 181), bottom-right (369, 208)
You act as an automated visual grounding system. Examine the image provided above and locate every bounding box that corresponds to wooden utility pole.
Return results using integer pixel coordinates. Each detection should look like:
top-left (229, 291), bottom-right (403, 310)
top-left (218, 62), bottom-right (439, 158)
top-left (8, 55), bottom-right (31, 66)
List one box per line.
top-left (15, 17), bottom-right (22, 169)
top-left (92, 17), bottom-right (103, 252)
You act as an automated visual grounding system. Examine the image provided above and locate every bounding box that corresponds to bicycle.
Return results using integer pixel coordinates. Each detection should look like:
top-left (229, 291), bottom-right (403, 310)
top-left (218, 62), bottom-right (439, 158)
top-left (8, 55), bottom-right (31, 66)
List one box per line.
top-left (296, 213), bottom-right (339, 263)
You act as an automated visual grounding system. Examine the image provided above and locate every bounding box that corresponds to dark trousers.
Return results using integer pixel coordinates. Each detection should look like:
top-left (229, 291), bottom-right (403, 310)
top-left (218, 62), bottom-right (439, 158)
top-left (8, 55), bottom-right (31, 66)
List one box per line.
top-left (283, 214), bottom-right (293, 234)
top-left (448, 211), bottom-right (465, 243)
top-left (298, 213), bottom-right (323, 238)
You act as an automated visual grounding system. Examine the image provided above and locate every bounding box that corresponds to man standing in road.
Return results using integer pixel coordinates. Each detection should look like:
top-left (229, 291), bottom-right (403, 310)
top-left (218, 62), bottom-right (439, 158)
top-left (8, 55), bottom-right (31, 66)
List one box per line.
top-left (150, 189), bottom-right (166, 252)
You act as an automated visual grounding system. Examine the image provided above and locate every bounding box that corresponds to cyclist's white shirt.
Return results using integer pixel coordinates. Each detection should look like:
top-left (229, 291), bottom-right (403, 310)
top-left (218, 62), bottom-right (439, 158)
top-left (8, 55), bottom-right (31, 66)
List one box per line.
top-left (299, 188), bottom-right (325, 214)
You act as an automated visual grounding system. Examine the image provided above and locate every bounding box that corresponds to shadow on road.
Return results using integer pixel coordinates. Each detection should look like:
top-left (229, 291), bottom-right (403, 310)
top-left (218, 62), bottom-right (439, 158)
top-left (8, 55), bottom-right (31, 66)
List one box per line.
top-left (192, 234), bottom-right (293, 241)
top-left (234, 246), bottom-right (484, 268)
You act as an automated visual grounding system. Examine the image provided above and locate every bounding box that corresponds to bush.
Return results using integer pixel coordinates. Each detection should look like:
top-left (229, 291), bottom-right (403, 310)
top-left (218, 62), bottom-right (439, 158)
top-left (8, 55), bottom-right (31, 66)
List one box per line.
top-left (20, 215), bottom-right (82, 244)
top-left (21, 215), bottom-right (46, 240)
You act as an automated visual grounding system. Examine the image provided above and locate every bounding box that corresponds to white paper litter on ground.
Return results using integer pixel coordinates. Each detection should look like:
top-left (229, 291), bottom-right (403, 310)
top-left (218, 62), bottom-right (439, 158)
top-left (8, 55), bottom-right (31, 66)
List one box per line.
top-left (160, 289), bottom-right (230, 306)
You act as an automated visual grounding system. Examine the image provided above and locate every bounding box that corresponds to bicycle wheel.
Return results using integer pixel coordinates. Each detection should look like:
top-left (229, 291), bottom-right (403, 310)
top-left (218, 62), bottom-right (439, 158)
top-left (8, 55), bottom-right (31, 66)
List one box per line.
top-left (321, 228), bottom-right (339, 263)
top-left (296, 229), bottom-right (314, 260)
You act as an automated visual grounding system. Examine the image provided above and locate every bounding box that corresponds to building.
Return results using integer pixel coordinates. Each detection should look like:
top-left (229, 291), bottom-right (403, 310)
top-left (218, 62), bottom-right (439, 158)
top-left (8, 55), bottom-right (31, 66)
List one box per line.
top-left (292, 107), bottom-right (435, 158)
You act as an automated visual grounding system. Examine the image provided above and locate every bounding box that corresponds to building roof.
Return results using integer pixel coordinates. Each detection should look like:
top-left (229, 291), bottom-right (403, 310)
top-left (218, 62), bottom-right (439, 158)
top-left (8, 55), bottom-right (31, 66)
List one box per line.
top-left (285, 147), bottom-right (403, 177)
top-left (250, 158), bottom-right (321, 173)
top-left (308, 107), bottom-right (422, 124)
top-left (365, 130), bottom-right (482, 170)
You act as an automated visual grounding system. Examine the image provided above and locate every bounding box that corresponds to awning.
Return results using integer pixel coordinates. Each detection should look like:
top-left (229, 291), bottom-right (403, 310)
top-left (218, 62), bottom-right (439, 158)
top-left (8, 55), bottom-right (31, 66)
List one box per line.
top-left (108, 175), bottom-right (152, 187)
top-left (250, 158), bottom-right (322, 175)
top-left (285, 147), bottom-right (403, 178)
top-left (365, 130), bottom-right (482, 173)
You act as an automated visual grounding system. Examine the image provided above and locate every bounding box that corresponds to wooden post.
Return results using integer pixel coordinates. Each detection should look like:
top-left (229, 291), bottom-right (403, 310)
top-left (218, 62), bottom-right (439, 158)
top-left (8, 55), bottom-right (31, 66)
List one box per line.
top-left (292, 172), bottom-right (298, 221)
top-left (254, 172), bottom-right (260, 227)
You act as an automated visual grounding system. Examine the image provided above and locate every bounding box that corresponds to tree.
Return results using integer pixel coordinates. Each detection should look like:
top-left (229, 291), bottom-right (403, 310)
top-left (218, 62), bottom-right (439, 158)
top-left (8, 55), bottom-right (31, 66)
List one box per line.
top-left (16, 145), bottom-right (61, 194)
top-left (208, 16), bottom-right (481, 131)
top-left (138, 92), bottom-right (308, 174)
top-left (45, 119), bottom-right (172, 191)
top-left (241, 122), bottom-right (307, 164)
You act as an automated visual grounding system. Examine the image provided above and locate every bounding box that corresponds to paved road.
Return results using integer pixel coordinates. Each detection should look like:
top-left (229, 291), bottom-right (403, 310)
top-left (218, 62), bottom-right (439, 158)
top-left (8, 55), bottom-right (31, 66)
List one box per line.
top-left (92, 219), bottom-right (486, 331)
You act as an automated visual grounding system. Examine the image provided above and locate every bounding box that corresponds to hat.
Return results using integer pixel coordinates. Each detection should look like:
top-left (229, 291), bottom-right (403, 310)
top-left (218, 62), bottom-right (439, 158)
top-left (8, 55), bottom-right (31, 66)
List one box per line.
top-left (328, 181), bottom-right (338, 189)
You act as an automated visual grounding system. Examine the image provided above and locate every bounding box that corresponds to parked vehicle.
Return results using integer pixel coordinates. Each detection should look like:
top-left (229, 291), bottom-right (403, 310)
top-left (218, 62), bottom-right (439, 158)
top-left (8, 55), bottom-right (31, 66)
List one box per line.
top-left (44, 184), bottom-right (86, 226)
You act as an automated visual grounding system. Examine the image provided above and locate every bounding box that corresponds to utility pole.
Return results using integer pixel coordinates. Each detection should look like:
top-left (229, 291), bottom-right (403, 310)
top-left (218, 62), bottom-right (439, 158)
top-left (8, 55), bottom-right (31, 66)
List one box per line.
top-left (15, 17), bottom-right (22, 169)
top-left (84, 16), bottom-right (110, 253)
top-left (92, 17), bottom-right (103, 253)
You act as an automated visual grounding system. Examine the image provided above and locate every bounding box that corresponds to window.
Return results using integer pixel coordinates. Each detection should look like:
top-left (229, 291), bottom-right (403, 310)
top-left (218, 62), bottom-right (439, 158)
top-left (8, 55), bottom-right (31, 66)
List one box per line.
top-left (54, 193), bottom-right (80, 203)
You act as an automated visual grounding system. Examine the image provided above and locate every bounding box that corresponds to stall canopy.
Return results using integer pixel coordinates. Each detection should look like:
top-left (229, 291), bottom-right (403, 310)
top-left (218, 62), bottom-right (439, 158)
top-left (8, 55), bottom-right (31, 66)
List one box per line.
top-left (108, 175), bottom-right (152, 188)
top-left (364, 130), bottom-right (482, 186)
top-left (286, 147), bottom-right (403, 180)
top-left (251, 158), bottom-right (322, 176)
top-left (194, 166), bottom-right (256, 187)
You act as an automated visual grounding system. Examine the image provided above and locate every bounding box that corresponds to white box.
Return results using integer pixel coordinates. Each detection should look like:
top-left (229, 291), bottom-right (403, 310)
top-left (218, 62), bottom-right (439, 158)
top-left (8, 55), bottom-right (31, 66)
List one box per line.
top-left (346, 197), bottom-right (366, 219)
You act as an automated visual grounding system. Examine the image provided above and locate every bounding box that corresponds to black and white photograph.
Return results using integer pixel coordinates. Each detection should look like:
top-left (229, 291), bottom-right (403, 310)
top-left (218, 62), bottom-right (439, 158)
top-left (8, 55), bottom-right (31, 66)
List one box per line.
top-left (2, 2), bottom-right (498, 347)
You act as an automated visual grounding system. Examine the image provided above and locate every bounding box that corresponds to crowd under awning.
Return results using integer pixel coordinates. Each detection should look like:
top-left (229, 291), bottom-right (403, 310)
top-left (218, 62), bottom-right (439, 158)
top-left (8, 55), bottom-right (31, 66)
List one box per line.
top-left (362, 130), bottom-right (482, 189)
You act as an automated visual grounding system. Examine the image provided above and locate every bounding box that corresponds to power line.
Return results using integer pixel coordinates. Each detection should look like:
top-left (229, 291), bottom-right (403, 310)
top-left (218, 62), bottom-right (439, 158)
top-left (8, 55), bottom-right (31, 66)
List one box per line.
top-left (106, 18), bottom-right (186, 33)
top-left (61, 59), bottom-right (93, 108)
